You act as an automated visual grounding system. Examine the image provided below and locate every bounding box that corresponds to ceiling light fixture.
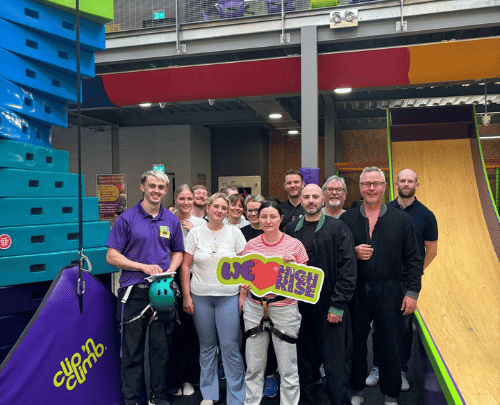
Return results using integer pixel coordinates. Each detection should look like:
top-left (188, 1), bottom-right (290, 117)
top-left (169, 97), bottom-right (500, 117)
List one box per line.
top-left (288, 130), bottom-right (299, 135)
top-left (334, 87), bottom-right (352, 94)
top-left (139, 102), bottom-right (152, 107)
top-left (269, 113), bottom-right (282, 119)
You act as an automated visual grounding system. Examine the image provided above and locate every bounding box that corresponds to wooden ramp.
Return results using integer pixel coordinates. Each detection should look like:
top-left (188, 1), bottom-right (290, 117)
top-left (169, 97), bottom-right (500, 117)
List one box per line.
top-left (391, 135), bottom-right (500, 404)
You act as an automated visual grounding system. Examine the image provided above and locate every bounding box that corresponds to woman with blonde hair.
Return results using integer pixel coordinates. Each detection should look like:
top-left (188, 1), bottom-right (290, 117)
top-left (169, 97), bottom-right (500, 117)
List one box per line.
top-left (181, 192), bottom-right (247, 405)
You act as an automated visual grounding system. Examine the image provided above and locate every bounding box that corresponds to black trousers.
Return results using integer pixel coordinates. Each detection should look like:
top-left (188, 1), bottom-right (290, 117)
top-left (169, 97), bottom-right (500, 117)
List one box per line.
top-left (372, 312), bottom-right (414, 373)
top-left (350, 280), bottom-right (404, 399)
top-left (297, 302), bottom-right (352, 405)
top-left (118, 286), bottom-right (175, 405)
top-left (167, 272), bottom-right (200, 389)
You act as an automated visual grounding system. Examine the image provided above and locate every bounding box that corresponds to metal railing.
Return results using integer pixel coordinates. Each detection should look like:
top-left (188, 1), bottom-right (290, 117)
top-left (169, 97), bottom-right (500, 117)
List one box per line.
top-left (105, 0), bottom-right (385, 33)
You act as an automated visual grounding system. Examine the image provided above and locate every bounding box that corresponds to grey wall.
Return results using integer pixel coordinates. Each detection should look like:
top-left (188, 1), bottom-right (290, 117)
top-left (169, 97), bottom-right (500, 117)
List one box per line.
top-left (190, 125), bottom-right (212, 190)
top-left (119, 125), bottom-right (192, 206)
top-left (51, 124), bottom-right (212, 207)
top-left (211, 126), bottom-right (269, 196)
top-left (52, 126), bottom-right (112, 198)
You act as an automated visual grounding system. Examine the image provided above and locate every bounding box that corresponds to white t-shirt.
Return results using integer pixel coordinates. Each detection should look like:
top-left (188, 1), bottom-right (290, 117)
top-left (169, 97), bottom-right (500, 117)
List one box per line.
top-left (185, 223), bottom-right (246, 296)
top-left (223, 216), bottom-right (250, 228)
top-left (181, 214), bottom-right (206, 241)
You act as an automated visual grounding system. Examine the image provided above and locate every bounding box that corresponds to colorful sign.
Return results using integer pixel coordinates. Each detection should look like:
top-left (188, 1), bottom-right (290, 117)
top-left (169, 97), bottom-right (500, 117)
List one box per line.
top-left (217, 254), bottom-right (324, 304)
top-left (96, 174), bottom-right (127, 221)
top-left (0, 266), bottom-right (124, 404)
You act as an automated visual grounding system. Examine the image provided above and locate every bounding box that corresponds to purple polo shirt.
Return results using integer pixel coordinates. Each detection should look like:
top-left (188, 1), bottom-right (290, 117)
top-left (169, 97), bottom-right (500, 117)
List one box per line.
top-left (106, 201), bottom-right (185, 289)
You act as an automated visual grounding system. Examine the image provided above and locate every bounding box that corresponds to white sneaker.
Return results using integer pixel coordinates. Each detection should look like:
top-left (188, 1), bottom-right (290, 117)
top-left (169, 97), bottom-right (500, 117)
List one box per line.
top-left (351, 395), bottom-right (364, 405)
top-left (365, 366), bottom-right (379, 386)
top-left (401, 371), bottom-right (410, 391)
top-left (384, 401), bottom-right (398, 405)
top-left (200, 400), bottom-right (216, 405)
top-left (182, 382), bottom-right (195, 396)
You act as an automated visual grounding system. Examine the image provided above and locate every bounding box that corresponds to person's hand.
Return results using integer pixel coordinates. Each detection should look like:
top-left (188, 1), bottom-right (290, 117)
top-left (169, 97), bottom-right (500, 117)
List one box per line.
top-left (181, 219), bottom-right (194, 231)
top-left (401, 296), bottom-right (417, 316)
top-left (141, 264), bottom-right (163, 275)
top-left (183, 295), bottom-right (194, 315)
top-left (241, 284), bottom-right (251, 292)
top-left (283, 254), bottom-right (296, 263)
top-left (239, 294), bottom-right (247, 315)
top-left (327, 313), bottom-right (343, 324)
top-left (355, 244), bottom-right (373, 260)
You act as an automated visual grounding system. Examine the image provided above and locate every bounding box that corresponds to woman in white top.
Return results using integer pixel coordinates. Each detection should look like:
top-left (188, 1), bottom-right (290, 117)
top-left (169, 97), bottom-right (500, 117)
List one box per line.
top-left (181, 193), bottom-right (247, 405)
top-left (223, 194), bottom-right (250, 228)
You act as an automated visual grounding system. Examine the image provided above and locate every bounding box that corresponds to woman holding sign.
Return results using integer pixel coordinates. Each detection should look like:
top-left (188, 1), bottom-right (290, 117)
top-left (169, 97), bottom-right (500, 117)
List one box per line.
top-left (241, 200), bottom-right (308, 405)
top-left (181, 192), bottom-right (247, 405)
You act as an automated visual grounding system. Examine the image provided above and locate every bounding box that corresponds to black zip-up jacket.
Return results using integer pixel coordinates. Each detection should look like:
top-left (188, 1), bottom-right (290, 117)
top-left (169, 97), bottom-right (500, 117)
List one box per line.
top-left (340, 204), bottom-right (423, 297)
top-left (285, 213), bottom-right (357, 316)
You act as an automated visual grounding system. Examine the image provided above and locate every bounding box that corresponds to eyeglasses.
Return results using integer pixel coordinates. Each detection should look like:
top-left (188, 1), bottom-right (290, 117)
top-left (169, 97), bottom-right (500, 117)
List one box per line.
top-left (247, 209), bottom-right (259, 213)
top-left (325, 187), bottom-right (344, 193)
top-left (360, 181), bottom-right (385, 188)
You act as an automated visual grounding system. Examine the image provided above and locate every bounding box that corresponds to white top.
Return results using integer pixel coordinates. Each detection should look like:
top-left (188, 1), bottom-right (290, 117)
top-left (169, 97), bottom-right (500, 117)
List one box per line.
top-left (223, 216), bottom-right (250, 228)
top-left (181, 214), bottom-right (206, 241)
top-left (185, 224), bottom-right (246, 296)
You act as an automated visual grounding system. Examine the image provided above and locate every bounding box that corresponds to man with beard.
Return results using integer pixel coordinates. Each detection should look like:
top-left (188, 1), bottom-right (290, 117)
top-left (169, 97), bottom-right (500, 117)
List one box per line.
top-left (322, 175), bottom-right (347, 218)
top-left (280, 170), bottom-right (305, 230)
top-left (285, 184), bottom-right (357, 405)
top-left (192, 185), bottom-right (209, 221)
top-left (366, 169), bottom-right (438, 392)
top-left (340, 167), bottom-right (422, 405)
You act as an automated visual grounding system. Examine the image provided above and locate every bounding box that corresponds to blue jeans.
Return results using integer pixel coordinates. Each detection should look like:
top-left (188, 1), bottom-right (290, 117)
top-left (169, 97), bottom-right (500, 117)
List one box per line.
top-left (191, 293), bottom-right (246, 405)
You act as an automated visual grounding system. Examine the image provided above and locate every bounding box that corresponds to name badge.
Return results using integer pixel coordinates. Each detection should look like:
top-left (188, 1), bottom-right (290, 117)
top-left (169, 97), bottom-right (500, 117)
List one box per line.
top-left (159, 226), bottom-right (170, 239)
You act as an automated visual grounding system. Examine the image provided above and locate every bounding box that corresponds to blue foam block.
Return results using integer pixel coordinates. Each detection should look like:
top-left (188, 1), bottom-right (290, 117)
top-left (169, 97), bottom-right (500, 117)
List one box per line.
top-left (0, 197), bottom-right (99, 227)
top-left (0, 77), bottom-right (67, 128)
top-left (0, 48), bottom-right (77, 102)
top-left (0, 281), bottom-right (52, 316)
top-left (0, 221), bottom-right (110, 257)
top-left (0, 247), bottom-right (118, 287)
top-left (0, 18), bottom-right (95, 79)
top-left (0, 107), bottom-right (52, 147)
top-left (0, 168), bottom-right (82, 197)
top-left (0, 0), bottom-right (105, 52)
top-left (0, 138), bottom-right (68, 172)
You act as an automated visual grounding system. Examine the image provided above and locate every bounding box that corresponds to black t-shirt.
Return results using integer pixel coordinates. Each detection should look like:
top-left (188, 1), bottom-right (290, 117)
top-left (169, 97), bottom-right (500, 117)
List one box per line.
top-left (388, 198), bottom-right (438, 262)
top-left (302, 220), bottom-right (318, 267)
top-left (240, 224), bottom-right (264, 242)
top-left (280, 200), bottom-right (304, 231)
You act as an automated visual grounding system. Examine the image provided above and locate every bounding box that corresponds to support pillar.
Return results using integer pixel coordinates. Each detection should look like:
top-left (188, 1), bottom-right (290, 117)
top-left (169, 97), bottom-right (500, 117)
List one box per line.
top-left (301, 25), bottom-right (318, 169)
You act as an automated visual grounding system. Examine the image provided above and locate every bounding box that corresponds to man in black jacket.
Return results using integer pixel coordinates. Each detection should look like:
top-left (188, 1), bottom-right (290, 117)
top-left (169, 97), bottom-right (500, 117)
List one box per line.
top-left (340, 167), bottom-right (422, 405)
top-left (285, 183), bottom-right (357, 405)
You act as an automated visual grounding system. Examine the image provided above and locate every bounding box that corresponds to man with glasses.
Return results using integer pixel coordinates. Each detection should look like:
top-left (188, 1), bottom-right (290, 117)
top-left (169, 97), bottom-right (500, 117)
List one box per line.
top-left (322, 175), bottom-right (347, 218)
top-left (340, 167), bottom-right (422, 405)
top-left (366, 169), bottom-right (438, 392)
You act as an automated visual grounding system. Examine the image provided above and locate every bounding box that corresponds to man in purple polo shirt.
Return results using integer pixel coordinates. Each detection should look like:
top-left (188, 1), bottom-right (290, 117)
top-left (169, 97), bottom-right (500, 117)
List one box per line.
top-left (106, 169), bottom-right (184, 405)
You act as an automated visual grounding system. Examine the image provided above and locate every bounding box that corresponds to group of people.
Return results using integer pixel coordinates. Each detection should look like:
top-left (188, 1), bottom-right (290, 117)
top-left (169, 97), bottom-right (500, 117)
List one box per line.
top-left (106, 166), bottom-right (438, 405)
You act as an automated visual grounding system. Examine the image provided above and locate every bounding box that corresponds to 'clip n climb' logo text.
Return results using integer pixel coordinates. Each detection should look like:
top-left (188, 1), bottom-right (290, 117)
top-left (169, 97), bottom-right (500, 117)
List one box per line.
top-left (53, 338), bottom-right (106, 391)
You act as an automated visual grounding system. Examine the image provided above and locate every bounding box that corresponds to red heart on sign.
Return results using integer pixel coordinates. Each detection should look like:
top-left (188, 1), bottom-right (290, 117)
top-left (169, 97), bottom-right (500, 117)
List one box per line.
top-left (250, 259), bottom-right (280, 291)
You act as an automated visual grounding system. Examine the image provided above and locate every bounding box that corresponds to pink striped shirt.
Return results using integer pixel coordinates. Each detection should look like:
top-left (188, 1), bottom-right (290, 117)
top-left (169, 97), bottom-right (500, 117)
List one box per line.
top-left (243, 233), bottom-right (308, 306)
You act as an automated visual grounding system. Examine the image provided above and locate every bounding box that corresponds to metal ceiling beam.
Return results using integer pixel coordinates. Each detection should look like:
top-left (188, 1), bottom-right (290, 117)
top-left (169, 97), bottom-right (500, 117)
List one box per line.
top-left (97, 0), bottom-right (500, 65)
top-left (117, 109), bottom-right (263, 127)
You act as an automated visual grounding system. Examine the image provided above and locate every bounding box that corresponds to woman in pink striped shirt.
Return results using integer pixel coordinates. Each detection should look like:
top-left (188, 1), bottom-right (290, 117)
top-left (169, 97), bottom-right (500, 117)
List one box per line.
top-left (241, 200), bottom-right (308, 405)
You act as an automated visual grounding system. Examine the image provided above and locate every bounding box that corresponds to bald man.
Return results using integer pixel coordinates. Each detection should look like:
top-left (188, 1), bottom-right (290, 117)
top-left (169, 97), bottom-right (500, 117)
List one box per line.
top-left (367, 169), bottom-right (438, 392)
top-left (285, 184), bottom-right (357, 405)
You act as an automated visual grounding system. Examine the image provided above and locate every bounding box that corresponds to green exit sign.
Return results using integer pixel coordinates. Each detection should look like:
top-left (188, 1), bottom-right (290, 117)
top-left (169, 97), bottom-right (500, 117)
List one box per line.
top-left (153, 11), bottom-right (165, 20)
